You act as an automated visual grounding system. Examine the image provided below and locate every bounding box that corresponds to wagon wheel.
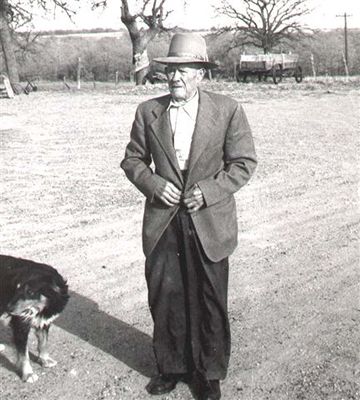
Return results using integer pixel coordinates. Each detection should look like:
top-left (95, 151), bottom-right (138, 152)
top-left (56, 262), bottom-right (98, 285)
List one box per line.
top-left (272, 64), bottom-right (283, 84)
top-left (294, 65), bottom-right (303, 83)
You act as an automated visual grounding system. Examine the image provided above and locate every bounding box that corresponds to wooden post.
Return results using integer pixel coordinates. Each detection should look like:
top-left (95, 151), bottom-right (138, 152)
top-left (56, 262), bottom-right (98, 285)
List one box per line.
top-left (310, 53), bottom-right (316, 80)
top-left (115, 71), bottom-right (119, 86)
top-left (63, 76), bottom-right (70, 90)
top-left (77, 57), bottom-right (81, 90)
top-left (342, 52), bottom-right (349, 80)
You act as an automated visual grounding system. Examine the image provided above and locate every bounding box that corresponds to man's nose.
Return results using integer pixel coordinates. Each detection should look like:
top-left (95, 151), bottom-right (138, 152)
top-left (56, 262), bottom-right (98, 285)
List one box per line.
top-left (172, 69), bottom-right (182, 80)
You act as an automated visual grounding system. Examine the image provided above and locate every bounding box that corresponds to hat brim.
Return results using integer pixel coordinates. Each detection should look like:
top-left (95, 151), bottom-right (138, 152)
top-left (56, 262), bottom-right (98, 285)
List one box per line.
top-left (153, 56), bottom-right (218, 69)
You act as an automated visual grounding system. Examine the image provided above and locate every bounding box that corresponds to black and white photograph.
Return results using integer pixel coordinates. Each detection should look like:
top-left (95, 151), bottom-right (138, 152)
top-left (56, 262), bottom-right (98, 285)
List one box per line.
top-left (1, 0), bottom-right (359, 399)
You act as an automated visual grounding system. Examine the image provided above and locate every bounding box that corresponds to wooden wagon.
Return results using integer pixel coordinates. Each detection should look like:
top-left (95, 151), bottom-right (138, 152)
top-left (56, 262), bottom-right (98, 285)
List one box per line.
top-left (236, 53), bottom-right (303, 84)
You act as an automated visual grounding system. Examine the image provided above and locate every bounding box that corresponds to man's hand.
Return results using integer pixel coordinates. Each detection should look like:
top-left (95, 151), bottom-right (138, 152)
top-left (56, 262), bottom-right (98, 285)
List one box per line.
top-left (155, 181), bottom-right (182, 207)
top-left (183, 184), bottom-right (205, 213)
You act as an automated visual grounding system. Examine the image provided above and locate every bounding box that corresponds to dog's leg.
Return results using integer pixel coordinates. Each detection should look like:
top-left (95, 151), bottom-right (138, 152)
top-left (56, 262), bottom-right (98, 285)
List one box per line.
top-left (35, 326), bottom-right (57, 368)
top-left (10, 317), bottom-right (38, 383)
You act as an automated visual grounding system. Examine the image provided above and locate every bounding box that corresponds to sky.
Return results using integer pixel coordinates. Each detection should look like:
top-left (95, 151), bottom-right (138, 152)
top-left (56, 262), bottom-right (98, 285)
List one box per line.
top-left (30, 0), bottom-right (359, 31)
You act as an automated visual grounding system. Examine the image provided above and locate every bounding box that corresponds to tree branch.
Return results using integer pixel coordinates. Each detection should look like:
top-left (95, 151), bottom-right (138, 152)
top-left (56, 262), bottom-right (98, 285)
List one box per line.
top-left (215, 0), bottom-right (310, 53)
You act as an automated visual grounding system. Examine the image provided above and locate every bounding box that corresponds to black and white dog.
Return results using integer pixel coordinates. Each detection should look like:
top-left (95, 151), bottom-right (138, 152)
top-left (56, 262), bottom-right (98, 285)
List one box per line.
top-left (0, 255), bottom-right (69, 383)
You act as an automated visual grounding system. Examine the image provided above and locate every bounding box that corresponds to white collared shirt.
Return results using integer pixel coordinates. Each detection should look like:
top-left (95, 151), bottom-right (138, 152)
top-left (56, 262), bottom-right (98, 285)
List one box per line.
top-left (168, 92), bottom-right (199, 170)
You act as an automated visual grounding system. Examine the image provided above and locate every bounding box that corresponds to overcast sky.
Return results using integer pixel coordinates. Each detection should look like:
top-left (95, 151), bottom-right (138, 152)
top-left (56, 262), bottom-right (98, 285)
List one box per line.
top-left (31, 0), bottom-right (359, 31)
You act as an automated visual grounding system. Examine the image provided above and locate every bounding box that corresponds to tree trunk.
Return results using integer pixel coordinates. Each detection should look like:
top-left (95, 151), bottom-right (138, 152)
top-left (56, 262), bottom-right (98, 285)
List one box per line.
top-left (0, 4), bottom-right (19, 84)
top-left (121, 2), bottom-right (160, 86)
top-left (135, 64), bottom-right (150, 85)
top-left (132, 35), bottom-right (153, 85)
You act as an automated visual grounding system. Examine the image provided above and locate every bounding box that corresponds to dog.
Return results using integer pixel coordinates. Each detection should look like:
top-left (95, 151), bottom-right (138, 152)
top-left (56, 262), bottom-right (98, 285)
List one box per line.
top-left (0, 255), bottom-right (69, 383)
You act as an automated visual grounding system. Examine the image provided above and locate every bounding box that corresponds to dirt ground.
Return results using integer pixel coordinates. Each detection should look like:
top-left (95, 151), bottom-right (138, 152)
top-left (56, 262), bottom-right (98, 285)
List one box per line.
top-left (0, 79), bottom-right (359, 400)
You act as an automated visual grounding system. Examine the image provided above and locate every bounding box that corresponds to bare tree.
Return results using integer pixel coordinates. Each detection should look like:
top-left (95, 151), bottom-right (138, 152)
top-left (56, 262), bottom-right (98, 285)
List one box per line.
top-left (0, 0), bottom-right (19, 83)
top-left (0, 0), bottom-right (77, 85)
top-left (94, 0), bottom-right (183, 85)
top-left (215, 0), bottom-right (311, 54)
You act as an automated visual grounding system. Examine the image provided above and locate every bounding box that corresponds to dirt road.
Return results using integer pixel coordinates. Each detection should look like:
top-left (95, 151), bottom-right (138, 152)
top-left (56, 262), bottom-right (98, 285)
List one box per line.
top-left (1, 80), bottom-right (359, 399)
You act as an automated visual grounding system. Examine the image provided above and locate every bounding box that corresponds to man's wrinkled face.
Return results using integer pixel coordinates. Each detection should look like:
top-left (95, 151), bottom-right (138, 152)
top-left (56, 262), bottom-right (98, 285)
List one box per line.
top-left (166, 63), bottom-right (205, 103)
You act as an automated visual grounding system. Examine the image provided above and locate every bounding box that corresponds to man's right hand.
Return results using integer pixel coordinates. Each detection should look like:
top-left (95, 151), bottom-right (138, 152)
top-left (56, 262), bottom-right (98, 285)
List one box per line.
top-left (155, 181), bottom-right (182, 206)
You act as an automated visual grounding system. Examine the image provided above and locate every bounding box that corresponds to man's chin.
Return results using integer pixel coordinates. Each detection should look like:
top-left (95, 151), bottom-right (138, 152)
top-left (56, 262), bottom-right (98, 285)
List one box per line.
top-left (170, 88), bottom-right (186, 102)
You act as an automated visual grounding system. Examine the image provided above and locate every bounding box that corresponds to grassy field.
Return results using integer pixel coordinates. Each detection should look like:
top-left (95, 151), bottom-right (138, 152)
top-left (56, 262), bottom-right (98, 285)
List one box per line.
top-left (1, 78), bottom-right (359, 400)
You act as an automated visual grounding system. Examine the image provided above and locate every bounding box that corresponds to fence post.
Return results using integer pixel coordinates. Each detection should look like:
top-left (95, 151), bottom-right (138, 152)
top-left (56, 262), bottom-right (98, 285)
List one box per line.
top-left (63, 76), bottom-right (70, 90)
top-left (77, 57), bottom-right (81, 90)
top-left (115, 71), bottom-right (119, 86)
top-left (310, 53), bottom-right (316, 80)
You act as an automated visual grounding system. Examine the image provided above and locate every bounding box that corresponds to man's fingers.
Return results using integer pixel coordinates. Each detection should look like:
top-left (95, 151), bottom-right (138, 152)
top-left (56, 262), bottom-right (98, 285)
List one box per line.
top-left (165, 190), bottom-right (181, 202)
top-left (158, 182), bottom-right (181, 206)
top-left (182, 183), bottom-right (204, 212)
top-left (183, 197), bottom-right (204, 212)
top-left (161, 194), bottom-right (179, 205)
top-left (158, 182), bottom-right (203, 208)
top-left (187, 203), bottom-right (201, 213)
top-left (161, 196), bottom-right (176, 206)
top-left (183, 195), bottom-right (202, 205)
top-left (167, 182), bottom-right (181, 194)
top-left (165, 183), bottom-right (181, 199)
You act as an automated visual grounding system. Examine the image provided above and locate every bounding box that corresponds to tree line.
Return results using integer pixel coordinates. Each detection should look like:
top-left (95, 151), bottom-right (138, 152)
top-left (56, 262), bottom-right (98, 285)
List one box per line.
top-left (8, 28), bottom-right (360, 83)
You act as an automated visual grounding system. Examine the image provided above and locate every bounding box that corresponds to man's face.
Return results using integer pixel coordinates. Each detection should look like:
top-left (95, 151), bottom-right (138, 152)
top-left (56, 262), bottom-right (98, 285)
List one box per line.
top-left (166, 63), bottom-right (205, 102)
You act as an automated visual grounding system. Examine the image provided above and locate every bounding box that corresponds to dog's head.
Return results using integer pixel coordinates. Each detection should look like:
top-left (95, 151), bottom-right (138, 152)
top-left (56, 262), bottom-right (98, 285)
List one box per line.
top-left (7, 275), bottom-right (69, 320)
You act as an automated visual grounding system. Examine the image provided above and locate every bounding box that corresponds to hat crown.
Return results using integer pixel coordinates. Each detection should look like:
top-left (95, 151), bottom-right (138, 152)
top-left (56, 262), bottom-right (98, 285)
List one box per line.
top-left (153, 33), bottom-right (217, 68)
top-left (167, 33), bottom-right (209, 62)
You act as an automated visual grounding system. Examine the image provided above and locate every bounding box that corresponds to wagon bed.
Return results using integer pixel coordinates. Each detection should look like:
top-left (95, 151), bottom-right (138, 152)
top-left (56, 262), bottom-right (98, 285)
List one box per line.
top-left (236, 53), bottom-right (303, 84)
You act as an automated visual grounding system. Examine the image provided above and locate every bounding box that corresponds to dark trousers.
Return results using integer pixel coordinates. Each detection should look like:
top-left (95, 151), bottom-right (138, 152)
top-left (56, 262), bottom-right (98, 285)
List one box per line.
top-left (145, 209), bottom-right (231, 380)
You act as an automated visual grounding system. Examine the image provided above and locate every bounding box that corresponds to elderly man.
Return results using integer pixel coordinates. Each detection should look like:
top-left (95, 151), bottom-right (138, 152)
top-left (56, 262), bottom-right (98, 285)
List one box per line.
top-left (121, 33), bottom-right (257, 400)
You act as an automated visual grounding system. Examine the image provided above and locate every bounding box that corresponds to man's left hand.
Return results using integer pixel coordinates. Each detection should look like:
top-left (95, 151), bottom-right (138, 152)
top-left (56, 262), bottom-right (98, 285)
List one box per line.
top-left (183, 184), bottom-right (205, 213)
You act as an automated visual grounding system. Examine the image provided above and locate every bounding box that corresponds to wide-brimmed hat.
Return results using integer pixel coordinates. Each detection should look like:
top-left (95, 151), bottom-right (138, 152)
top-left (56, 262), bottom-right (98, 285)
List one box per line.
top-left (153, 33), bottom-right (218, 69)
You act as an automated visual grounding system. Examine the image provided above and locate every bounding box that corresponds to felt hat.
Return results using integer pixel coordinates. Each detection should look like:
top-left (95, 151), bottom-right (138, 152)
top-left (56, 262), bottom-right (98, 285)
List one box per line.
top-left (153, 33), bottom-right (218, 69)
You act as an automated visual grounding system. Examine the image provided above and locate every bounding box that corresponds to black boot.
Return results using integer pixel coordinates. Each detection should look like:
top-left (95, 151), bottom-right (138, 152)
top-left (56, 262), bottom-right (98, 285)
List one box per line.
top-left (145, 373), bottom-right (181, 395)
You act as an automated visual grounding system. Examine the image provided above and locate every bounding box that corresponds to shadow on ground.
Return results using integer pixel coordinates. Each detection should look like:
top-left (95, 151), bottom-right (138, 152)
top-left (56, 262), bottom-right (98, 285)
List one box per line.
top-left (56, 291), bottom-right (155, 377)
top-left (0, 290), bottom-right (155, 378)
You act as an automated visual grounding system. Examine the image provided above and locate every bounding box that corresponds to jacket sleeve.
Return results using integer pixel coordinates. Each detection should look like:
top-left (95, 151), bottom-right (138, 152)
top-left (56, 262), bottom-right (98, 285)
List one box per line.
top-left (196, 103), bottom-right (257, 207)
top-left (120, 105), bottom-right (168, 201)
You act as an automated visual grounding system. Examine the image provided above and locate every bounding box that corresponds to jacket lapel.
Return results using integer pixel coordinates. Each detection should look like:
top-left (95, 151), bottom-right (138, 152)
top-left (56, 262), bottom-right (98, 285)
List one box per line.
top-left (187, 90), bottom-right (219, 180)
top-left (149, 97), bottom-right (184, 184)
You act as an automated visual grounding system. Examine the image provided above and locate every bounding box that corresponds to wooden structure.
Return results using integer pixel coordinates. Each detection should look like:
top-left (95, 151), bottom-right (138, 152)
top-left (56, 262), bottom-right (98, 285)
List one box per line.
top-left (0, 74), bottom-right (15, 98)
top-left (236, 53), bottom-right (303, 84)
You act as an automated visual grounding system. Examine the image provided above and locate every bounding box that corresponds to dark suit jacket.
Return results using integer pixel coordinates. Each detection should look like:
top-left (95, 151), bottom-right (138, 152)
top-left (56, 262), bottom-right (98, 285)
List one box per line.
top-left (121, 89), bottom-right (257, 262)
